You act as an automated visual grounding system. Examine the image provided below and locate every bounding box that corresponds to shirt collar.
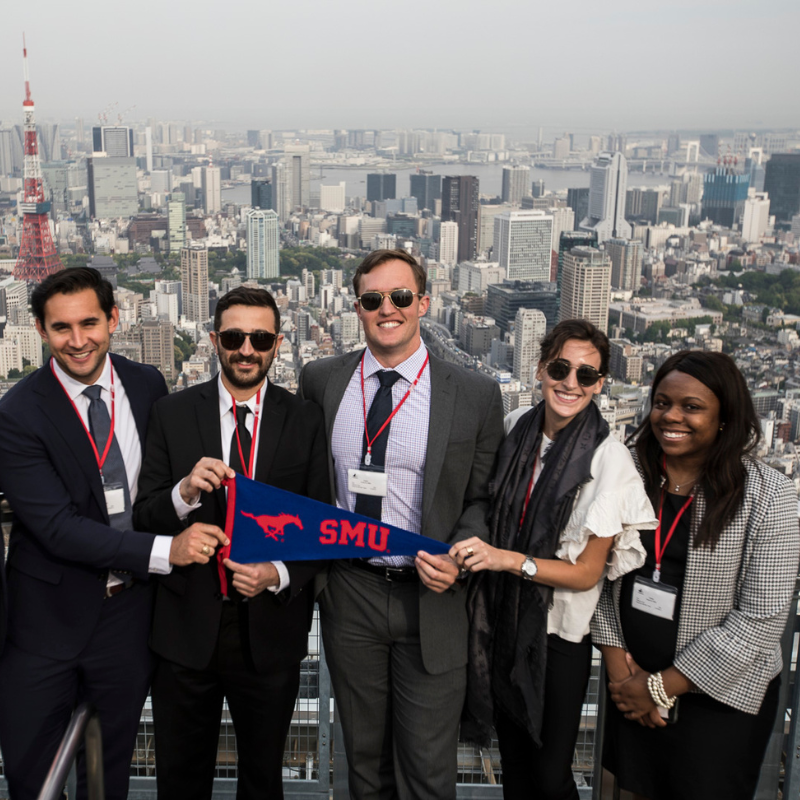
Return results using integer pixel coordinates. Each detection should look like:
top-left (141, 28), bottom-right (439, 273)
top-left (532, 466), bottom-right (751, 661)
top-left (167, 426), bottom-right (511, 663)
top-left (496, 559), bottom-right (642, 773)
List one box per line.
top-left (52, 355), bottom-right (113, 402)
top-left (362, 341), bottom-right (428, 384)
top-left (216, 372), bottom-right (267, 420)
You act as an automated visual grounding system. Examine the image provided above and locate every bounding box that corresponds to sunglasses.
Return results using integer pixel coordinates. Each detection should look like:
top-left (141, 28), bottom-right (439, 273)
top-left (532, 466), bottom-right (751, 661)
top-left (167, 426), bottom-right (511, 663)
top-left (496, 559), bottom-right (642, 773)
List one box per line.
top-left (216, 330), bottom-right (278, 352)
top-left (357, 289), bottom-right (423, 312)
top-left (545, 359), bottom-right (603, 387)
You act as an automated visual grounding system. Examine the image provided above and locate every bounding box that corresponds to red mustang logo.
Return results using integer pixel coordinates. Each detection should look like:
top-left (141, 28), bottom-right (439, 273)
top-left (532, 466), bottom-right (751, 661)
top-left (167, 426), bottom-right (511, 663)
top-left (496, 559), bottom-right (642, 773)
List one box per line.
top-left (241, 511), bottom-right (304, 541)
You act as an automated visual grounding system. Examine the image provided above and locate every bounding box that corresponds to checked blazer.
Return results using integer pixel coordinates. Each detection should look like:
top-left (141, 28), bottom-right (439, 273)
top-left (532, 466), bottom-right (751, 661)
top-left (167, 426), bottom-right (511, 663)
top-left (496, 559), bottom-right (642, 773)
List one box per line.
top-left (592, 453), bottom-right (800, 714)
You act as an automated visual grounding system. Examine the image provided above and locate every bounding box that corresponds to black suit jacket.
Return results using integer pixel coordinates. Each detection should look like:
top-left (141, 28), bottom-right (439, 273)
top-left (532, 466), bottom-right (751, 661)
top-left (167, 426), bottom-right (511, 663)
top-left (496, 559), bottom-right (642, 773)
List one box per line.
top-left (0, 355), bottom-right (168, 660)
top-left (133, 377), bottom-right (329, 674)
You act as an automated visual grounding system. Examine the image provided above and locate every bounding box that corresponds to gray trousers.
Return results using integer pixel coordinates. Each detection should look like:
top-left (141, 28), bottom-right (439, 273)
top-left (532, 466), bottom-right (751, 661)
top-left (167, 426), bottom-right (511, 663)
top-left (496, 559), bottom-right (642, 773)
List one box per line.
top-left (320, 562), bottom-right (467, 800)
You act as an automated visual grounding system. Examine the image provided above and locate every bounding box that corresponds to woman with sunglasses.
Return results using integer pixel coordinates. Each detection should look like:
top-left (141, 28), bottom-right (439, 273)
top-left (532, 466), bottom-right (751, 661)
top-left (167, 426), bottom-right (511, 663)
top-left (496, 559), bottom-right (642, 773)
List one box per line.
top-left (592, 351), bottom-right (799, 800)
top-left (452, 319), bottom-right (657, 800)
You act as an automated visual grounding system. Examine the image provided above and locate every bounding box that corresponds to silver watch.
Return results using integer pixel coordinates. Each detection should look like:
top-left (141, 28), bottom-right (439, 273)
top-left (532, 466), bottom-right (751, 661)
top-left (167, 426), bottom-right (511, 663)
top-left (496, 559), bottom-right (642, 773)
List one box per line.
top-left (520, 556), bottom-right (538, 581)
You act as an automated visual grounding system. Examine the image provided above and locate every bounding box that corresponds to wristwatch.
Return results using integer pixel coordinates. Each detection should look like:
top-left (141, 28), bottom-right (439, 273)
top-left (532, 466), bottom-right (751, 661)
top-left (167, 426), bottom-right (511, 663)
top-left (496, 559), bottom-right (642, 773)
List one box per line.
top-left (520, 556), bottom-right (538, 581)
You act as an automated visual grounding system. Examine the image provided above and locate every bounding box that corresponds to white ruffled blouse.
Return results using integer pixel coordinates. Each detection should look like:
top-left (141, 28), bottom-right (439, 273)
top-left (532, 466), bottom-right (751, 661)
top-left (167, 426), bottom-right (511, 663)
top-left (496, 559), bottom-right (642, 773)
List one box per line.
top-left (504, 407), bottom-right (658, 643)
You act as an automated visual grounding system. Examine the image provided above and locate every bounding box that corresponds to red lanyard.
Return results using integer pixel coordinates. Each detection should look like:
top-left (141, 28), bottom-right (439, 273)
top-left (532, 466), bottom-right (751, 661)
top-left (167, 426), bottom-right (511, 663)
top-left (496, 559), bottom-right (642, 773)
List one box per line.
top-left (231, 389), bottom-right (261, 479)
top-left (360, 352), bottom-right (429, 466)
top-left (519, 455), bottom-right (539, 527)
top-left (653, 491), bottom-right (693, 583)
top-left (51, 359), bottom-right (116, 477)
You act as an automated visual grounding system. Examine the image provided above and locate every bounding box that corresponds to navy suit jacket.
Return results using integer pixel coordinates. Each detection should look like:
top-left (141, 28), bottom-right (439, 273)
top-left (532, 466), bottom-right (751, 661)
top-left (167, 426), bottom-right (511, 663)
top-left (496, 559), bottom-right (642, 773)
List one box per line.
top-left (0, 355), bottom-right (168, 660)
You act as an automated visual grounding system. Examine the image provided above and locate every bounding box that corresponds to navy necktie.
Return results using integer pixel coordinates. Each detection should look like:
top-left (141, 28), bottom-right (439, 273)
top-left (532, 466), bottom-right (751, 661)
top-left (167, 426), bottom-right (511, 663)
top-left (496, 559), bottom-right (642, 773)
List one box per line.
top-left (227, 404), bottom-right (252, 601)
top-left (83, 384), bottom-right (132, 531)
top-left (355, 370), bottom-right (401, 520)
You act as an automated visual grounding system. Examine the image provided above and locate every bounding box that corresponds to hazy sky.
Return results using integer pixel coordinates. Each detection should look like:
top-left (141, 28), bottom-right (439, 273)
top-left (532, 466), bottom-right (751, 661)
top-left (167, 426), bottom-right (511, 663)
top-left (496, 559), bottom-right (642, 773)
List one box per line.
top-left (2, 0), bottom-right (798, 136)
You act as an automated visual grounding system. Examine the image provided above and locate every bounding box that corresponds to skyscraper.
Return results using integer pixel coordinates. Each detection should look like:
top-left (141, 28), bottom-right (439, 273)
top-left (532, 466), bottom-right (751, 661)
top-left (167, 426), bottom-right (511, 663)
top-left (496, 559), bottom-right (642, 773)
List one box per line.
top-left (367, 173), bottom-right (397, 203)
top-left (512, 307), bottom-right (546, 385)
top-left (703, 167), bottom-right (750, 227)
top-left (442, 175), bottom-right (479, 262)
top-left (87, 157), bottom-right (138, 218)
top-left (181, 245), bottom-right (210, 323)
top-left (251, 179), bottom-right (273, 210)
top-left (606, 238), bottom-right (643, 291)
top-left (763, 154), bottom-right (800, 222)
top-left (92, 126), bottom-right (133, 157)
top-left (141, 319), bottom-right (175, 379)
top-left (439, 221), bottom-right (458, 267)
top-left (741, 192), bottom-right (771, 243)
top-left (245, 208), bottom-right (280, 280)
top-left (201, 166), bottom-right (221, 214)
top-left (409, 172), bottom-right (441, 212)
top-left (285, 144), bottom-right (310, 208)
top-left (566, 187), bottom-right (590, 227)
top-left (580, 152), bottom-right (631, 243)
top-left (501, 165), bottom-right (530, 205)
top-left (167, 192), bottom-right (187, 253)
top-left (559, 246), bottom-right (612, 332)
top-left (271, 161), bottom-right (290, 221)
top-left (493, 210), bottom-right (553, 282)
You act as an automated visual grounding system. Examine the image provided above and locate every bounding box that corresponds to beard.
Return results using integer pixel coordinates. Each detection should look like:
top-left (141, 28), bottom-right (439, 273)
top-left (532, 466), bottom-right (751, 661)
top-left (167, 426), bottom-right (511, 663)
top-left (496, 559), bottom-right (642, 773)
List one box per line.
top-left (218, 349), bottom-right (272, 390)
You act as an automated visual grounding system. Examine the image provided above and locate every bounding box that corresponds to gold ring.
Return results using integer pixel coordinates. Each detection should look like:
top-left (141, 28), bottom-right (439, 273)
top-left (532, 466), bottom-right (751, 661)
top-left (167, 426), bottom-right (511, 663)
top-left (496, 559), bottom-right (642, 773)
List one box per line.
top-left (466, 547), bottom-right (474, 557)
top-left (202, 545), bottom-right (211, 556)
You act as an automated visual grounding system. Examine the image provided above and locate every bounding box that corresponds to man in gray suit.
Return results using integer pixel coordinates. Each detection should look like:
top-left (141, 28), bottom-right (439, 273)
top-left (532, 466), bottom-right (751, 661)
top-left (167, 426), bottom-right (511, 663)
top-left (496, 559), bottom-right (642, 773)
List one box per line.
top-left (299, 249), bottom-right (504, 799)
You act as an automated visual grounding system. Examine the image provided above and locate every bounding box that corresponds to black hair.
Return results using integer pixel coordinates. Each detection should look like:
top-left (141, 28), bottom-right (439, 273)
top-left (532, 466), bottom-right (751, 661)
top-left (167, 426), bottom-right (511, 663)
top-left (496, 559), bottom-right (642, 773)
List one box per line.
top-left (31, 267), bottom-right (115, 325)
top-left (538, 318), bottom-right (610, 375)
top-left (214, 286), bottom-right (281, 333)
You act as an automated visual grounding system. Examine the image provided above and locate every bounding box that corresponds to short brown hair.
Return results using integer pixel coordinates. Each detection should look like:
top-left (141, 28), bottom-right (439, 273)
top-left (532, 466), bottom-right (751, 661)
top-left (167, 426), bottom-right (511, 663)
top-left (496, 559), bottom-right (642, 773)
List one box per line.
top-left (539, 319), bottom-right (610, 375)
top-left (214, 286), bottom-right (280, 333)
top-left (352, 249), bottom-right (427, 296)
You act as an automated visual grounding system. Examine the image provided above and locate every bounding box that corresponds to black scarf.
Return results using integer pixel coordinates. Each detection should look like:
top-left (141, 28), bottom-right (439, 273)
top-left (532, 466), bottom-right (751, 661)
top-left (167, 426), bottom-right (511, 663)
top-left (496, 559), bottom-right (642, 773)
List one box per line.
top-left (461, 400), bottom-right (609, 748)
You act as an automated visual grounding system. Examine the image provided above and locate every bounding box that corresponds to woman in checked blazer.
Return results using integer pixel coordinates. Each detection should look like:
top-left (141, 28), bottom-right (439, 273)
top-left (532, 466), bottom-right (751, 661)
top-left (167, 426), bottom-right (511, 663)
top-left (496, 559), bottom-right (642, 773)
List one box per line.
top-left (593, 350), bottom-right (800, 800)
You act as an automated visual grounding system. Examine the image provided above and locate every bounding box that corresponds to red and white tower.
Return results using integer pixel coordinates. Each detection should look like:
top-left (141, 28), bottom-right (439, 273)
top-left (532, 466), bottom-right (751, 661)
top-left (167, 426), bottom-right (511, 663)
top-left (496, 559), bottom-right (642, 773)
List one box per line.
top-left (14, 35), bottom-right (63, 282)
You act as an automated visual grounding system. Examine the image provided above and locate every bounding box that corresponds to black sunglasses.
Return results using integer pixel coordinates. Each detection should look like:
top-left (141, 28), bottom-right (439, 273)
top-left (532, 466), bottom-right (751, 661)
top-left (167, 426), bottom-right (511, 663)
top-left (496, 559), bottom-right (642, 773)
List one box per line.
top-left (545, 359), bottom-right (603, 387)
top-left (357, 289), bottom-right (422, 312)
top-left (217, 330), bottom-right (278, 352)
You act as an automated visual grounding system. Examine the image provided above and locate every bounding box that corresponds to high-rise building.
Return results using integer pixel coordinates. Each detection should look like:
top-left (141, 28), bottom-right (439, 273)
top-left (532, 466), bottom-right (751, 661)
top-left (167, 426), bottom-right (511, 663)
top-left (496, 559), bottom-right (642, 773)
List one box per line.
top-left (167, 192), bottom-right (187, 253)
top-left (409, 172), bottom-right (441, 212)
top-left (531, 179), bottom-right (545, 198)
top-left (763, 154), bottom-right (800, 222)
top-left (271, 161), bottom-right (290, 221)
top-left (486, 281), bottom-right (560, 334)
top-left (141, 319), bottom-right (175, 379)
top-left (512, 308), bottom-right (546, 385)
top-left (285, 144), bottom-right (310, 208)
top-left (439, 221), bottom-right (458, 267)
top-left (251, 179), bottom-right (273, 210)
top-left (699, 134), bottom-right (720, 159)
top-left (566, 187), bottom-right (590, 227)
top-left (703, 167), bottom-right (749, 227)
top-left (493, 210), bottom-right (553, 282)
top-left (319, 182), bottom-right (346, 213)
top-left (609, 339), bottom-right (643, 383)
top-left (606, 238), bottom-right (642, 291)
top-left (367, 173), bottom-right (396, 203)
top-left (92, 126), bottom-right (134, 157)
top-left (501, 165), bottom-right (530, 205)
top-left (245, 208), bottom-right (280, 280)
top-left (181, 245), bottom-right (210, 322)
top-left (87, 157), bottom-right (138, 219)
top-left (150, 169), bottom-right (170, 195)
top-left (580, 152), bottom-right (631, 243)
top-left (559, 246), bottom-right (612, 332)
top-left (741, 192), bottom-right (771, 243)
top-left (456, 261), bottom-right (506, 294)
top-left (556, 231), bottom-right (597, 312)
top-left (442, 176), bottom-right (479, 262)
top-left (201, 166), bottom-right (221, 214)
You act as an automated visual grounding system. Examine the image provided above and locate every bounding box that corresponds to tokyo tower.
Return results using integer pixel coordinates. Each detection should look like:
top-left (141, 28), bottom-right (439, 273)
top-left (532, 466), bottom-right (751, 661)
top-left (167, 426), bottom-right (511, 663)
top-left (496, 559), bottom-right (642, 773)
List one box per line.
top-left (14, 35), bottom-right (63, 282)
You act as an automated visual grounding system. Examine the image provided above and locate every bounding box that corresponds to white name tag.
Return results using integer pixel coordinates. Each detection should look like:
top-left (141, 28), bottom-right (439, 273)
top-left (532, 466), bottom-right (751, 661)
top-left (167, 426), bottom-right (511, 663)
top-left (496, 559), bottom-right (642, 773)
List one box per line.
top-left (631, 576), bottom-right (678, 621)
top-left (103, 484), bottom-right (126, 516)
top-left (348, 469), bottom-right (388, 498)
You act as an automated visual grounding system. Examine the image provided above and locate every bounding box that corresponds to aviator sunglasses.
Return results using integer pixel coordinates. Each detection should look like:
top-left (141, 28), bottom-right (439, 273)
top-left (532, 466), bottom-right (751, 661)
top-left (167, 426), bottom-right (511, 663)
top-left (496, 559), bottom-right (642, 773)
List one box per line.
top-left (216, 330), bottom-right (279, 352)
top-left (357, 288), bottom-right (423, 312)
top-left (545, 358), bottom-right (603, 387)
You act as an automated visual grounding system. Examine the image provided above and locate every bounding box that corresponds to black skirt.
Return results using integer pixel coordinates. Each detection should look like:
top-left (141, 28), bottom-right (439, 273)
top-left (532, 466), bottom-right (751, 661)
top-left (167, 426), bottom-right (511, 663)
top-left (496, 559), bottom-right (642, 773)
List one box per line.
top-left (603, 676), bottom-right (780, 800)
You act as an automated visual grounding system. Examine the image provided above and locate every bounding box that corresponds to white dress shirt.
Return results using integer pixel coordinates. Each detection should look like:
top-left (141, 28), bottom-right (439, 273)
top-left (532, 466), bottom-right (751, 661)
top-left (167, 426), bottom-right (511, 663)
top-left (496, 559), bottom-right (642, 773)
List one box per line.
top-left (171, 373), bottom-right (289, 593)
top-left (52, 356), bottom-right (173, 577)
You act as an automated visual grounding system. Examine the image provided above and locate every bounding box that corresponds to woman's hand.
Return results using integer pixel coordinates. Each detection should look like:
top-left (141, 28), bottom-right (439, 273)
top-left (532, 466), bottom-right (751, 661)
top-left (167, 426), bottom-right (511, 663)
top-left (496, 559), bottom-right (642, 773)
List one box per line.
top-left (608, 653), bottom-right (666, 728)
top-left (449, 537), bottom-right (518, 574)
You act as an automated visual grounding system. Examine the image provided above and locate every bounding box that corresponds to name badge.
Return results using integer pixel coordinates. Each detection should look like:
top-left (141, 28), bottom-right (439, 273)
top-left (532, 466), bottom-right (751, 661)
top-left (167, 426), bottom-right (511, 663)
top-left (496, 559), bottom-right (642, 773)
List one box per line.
top-left (103, 483), bottom-right (126, 516)
top-left (631, 576), bottom-right (678, 621)
top-left (348, 468), bottom-right (388, 498)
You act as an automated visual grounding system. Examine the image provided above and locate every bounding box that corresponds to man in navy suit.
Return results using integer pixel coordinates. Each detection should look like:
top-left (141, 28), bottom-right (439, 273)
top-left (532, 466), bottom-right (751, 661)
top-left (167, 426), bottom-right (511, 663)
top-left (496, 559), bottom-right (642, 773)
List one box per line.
top-left (0, 268), bottom-right (227, 800)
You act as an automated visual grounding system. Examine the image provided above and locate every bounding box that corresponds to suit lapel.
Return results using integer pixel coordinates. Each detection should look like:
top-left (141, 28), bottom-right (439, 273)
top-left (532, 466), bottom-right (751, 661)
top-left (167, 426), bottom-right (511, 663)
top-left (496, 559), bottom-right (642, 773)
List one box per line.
top-left (254, 383), bottom-right (286, 484)
top-left (196, 379), bottom-right (226, 519)
top-left (111, 354), bottom-right (149, 450)
top-left (421, 355), bottom-right (456, 536)
top-left (35, 360), bottom-right (106, 515)
top-left (323, 351), bottom-right (362, 443)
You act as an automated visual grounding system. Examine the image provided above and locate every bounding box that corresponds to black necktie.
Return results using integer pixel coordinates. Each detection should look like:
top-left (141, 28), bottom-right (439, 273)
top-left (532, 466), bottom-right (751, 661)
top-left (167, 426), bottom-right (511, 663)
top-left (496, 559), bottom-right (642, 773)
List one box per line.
top-left (226, 404), bottom-right (251, 602)
top-left (355, 370), bottom-right (401, 520)
top-left (83, 384), bottom-right (132, 531)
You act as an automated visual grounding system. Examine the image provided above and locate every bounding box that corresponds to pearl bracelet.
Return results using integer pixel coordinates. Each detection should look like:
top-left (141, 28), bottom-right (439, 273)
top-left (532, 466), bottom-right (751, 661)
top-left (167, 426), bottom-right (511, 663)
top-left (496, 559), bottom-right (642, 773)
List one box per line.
top-left (647, 671), bottom-right (675, 709)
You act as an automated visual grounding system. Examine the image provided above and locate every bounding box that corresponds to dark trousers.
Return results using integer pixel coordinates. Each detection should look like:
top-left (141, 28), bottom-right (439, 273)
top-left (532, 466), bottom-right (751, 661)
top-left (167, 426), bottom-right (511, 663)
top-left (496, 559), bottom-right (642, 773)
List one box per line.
top-left (319, 562), bottom-right (466, 800)
top-left (0, 583), bottom-right (153, 800)
top-left (152, 601), bottom-right (300, 800)
top-left (495, 634), bottom-right (592, 800)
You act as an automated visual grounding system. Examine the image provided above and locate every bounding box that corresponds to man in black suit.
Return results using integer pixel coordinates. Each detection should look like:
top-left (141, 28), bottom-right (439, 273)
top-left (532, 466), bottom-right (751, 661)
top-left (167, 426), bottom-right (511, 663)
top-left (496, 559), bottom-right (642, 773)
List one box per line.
top-left (0, 268), bottom-right (226, 800)
top-left (134, 286), bottom-right (329, 800)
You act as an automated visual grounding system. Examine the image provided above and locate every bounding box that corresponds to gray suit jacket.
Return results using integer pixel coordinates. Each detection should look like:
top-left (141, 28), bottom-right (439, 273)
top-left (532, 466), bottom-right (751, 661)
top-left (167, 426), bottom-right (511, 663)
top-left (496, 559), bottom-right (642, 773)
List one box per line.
top-left (299, 348), bottom-right (504, 674)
